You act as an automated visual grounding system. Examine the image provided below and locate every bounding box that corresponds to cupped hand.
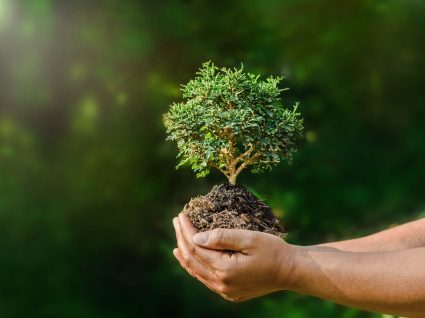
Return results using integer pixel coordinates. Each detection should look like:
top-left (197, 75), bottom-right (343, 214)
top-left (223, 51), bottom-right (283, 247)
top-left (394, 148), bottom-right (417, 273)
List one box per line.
top-left (172, 213), bottom-right (297, 302)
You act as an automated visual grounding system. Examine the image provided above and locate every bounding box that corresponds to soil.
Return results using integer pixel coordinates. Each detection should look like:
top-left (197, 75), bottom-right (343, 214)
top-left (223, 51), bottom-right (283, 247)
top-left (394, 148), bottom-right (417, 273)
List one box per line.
top-left (183, 183), bottom-right (284, 237)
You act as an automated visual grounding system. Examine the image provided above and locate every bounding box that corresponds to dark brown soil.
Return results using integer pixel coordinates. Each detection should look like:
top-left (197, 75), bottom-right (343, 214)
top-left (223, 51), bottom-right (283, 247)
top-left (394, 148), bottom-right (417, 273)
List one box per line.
top-left (183, 183), bottom-right (284, 237)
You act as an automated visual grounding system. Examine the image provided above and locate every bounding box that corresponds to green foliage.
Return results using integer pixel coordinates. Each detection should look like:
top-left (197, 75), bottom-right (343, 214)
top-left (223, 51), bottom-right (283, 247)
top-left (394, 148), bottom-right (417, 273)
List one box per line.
top-left (164, 62), bottom-right (303, 184)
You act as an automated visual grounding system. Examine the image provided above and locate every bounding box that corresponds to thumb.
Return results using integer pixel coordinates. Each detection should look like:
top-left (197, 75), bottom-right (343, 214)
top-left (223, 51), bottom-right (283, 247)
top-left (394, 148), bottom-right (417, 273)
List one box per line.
top-left (192, 228), bottom-right (254, 252)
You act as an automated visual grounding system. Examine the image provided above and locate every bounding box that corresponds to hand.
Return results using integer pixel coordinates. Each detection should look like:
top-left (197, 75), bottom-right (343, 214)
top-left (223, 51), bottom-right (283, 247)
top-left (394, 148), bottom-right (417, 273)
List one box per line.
top-left (172, 213), bottom-right (297, 302)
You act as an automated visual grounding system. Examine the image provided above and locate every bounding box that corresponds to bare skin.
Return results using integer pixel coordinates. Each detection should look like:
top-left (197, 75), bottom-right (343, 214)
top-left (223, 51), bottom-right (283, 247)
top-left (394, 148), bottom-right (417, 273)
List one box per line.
top-left (172, 214), bottom-right (425, 317)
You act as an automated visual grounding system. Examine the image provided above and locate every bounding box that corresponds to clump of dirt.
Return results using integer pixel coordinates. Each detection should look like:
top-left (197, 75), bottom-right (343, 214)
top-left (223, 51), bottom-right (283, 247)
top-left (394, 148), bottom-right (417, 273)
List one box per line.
top-left (183, 183), bottom-right (284, 237)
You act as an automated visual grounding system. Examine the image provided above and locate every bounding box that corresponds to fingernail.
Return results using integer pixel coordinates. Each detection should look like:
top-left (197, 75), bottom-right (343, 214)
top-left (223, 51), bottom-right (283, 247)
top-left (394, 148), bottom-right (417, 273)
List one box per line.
top-left (193, 232), bottom-right (208, 245)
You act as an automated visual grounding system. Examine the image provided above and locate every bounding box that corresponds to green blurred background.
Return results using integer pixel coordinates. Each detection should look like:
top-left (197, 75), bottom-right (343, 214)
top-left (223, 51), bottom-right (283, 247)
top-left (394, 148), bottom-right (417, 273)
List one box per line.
top-left (0, 0), bottom-right (424, 317)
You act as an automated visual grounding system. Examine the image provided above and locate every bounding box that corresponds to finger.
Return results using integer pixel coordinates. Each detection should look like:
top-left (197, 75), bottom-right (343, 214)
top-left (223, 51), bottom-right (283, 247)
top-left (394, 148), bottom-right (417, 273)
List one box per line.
top-left (173, 248), bottom-right (224, 296)
top-left (174, 246), bottom-right (258, 302)
top-left (178, 214), bottom-right (246, 266)
top-left (192, 228), bottom-right (258, 253)
top-left (178, 213), bottom-right (223, 265)
top-left (173, 217), bottom-right (215, 280)
top-left (177, 213), bottom-right (198, 248)
top-left (173, 248), bottom-right (210, 283)
top-left (173, 248), bottom-right (197, 278)
top-left (178, 213), bottom-right (198, 235)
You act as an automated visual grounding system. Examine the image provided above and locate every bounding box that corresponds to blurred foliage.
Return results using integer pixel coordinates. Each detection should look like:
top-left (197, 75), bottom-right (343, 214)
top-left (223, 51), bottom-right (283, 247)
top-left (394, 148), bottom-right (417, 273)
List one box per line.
top-left (0, 0), bottom-right (424, 317)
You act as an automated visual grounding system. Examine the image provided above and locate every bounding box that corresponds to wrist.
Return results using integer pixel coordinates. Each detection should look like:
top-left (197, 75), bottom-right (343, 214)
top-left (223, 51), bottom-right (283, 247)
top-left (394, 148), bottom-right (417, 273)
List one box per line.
top-left (282, 245), bottom-right (328, 293)
top-left (276, 243), bottom-right (300, 291)
top-left (287, 245), bottom-right (312, 293)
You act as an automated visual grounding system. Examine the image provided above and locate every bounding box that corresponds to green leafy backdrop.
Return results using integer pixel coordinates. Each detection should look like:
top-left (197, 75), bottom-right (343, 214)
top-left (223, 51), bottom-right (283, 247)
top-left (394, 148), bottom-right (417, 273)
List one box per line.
top-left (0, 0), bottom-right (424, 317)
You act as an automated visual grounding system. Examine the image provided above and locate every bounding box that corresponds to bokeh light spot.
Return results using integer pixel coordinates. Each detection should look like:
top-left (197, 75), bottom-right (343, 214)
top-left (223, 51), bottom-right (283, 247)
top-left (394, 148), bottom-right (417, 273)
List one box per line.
top-left (80, 96), bottom-right (98, 120)
top-left (73, 96), bottom-right (99, 134)
top-left (306, 131), bottom-right (317, 142)
top-left (116, 93), bottom-right (128, 106)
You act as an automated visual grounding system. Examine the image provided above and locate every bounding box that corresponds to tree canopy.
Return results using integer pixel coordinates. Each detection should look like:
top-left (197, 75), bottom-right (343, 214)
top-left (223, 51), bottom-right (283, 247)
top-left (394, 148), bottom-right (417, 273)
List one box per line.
top-left (164, 62), bottom-right (303, 184)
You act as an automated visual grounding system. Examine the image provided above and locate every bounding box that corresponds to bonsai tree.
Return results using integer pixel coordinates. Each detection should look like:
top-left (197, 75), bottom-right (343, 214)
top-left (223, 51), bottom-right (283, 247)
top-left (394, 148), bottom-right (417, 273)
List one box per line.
top-left (164, 61), bottom-right (303, 185)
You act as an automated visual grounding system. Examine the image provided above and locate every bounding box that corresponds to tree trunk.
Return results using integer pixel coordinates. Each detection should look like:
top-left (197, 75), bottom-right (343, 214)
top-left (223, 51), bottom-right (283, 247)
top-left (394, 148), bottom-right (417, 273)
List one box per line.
top-left (228, 174), bottom-right (237, 185)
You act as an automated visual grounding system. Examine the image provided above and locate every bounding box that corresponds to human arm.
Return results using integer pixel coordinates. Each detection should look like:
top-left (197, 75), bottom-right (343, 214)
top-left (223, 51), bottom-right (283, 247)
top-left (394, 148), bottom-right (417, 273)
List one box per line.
top-left (292, 246), bottom-right (425, 317)
top-left (173, 214), bottom-right (425, 317)
top-left (319, 218), bottom-right (425, 252)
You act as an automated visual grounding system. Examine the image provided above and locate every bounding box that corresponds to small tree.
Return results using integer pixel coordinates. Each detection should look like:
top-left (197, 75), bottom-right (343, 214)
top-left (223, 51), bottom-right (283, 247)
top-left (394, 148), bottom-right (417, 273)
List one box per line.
top-left (164, 62), bottom-right (303, 185)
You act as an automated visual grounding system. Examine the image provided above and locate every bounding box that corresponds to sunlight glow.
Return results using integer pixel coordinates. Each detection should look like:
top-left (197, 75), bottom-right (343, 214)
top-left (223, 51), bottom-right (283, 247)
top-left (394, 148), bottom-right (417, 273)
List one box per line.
top-left (0, 0), bottom-right (11, 30)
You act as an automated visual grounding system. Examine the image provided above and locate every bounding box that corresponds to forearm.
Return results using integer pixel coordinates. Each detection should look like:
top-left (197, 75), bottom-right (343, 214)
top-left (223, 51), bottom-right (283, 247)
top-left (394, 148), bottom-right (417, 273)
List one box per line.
top-left (319, 218), bottom-right (425, 252)
top-left (287, 246), bottom-right (425, 317)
